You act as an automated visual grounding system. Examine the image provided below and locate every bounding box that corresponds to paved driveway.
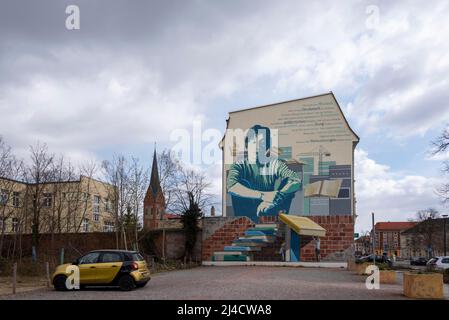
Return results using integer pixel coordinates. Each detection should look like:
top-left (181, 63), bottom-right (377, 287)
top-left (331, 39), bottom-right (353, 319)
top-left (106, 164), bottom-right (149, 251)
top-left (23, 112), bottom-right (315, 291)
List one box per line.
top-left (1, 266), bottom-right (447, 300)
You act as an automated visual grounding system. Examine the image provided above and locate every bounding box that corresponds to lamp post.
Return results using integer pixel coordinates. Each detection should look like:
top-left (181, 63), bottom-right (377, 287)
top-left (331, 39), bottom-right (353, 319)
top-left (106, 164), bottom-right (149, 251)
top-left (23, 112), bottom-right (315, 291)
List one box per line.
top-left (443, 214), bottom-right (448, 256)
top-left (372, 212), bottom-right (376, 266)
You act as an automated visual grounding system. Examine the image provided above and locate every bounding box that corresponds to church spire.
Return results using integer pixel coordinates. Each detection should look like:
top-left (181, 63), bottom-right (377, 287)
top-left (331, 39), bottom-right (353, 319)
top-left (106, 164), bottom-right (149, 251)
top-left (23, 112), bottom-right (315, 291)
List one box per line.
top-left (149, 145), bottom-right (162, 197)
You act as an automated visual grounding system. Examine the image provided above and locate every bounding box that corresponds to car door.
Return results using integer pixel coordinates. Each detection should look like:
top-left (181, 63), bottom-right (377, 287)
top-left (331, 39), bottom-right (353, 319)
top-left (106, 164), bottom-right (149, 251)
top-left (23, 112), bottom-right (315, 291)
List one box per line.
top-left (96, 252), bottom-right (124, 284)
top-left (77, 252), bottom-right (102, 284)
top-left (440, 257), bottom-right (449, 269)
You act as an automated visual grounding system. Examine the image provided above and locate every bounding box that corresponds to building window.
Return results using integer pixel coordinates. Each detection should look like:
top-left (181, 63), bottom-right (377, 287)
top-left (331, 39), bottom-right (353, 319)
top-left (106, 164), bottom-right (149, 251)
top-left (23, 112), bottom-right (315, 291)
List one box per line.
top-left (93, 212), bottom-right (100, 222)
top-left (82, 218), bottom-right (89, 232)
top-left (12, 218), bottom-right (18, 233)
top-left (103, 221), bottom-right (114, 232)
top-left (0, 189), bottom-right (8, 205)
top-left (13, 192), bottom-right (20, 207)
top-left (0, 218), bottom-right (4, 231)
top-left (93, 195), bottom-right (100, 215)
top-left (105, 198), bottom-right (113, 212)
top-left (43, 193), bottom-right (53, 207)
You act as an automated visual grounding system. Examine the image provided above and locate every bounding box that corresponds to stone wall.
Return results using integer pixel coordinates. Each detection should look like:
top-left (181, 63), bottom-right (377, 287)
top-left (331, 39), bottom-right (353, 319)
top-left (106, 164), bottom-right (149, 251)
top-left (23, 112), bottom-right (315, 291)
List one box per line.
top-left (149, 229), bottom-right (202, 261)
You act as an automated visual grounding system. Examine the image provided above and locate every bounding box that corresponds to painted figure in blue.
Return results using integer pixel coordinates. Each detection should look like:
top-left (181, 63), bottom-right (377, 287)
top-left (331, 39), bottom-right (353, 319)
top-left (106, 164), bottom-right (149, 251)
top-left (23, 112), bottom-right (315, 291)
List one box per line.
top-left (227, 125), bottom-right (301, 221)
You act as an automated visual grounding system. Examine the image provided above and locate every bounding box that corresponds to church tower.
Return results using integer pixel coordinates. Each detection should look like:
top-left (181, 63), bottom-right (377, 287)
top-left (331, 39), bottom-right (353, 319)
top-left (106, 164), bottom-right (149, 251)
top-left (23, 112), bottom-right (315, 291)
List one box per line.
top-left (143, 148), bottom-right (166, 231)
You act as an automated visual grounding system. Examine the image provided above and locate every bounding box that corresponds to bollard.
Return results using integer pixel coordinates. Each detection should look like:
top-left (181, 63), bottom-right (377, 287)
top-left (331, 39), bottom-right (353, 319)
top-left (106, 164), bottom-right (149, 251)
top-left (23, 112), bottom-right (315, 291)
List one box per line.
top-left (12, 262), bottom-right (17, 295)
top-left (60, 248), bottom-right (65, 265)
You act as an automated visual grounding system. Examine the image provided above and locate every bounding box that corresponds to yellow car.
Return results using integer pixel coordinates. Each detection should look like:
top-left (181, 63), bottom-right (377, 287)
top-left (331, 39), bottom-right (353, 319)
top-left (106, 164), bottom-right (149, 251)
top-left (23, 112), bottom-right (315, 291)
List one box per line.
top-left (52, 250), bottom-right (151, 291)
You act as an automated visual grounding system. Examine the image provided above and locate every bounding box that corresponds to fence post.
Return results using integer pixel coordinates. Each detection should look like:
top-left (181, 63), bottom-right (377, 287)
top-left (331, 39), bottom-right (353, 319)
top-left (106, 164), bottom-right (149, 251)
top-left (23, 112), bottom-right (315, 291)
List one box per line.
top-left (46, 262), bottom-right (50, 288)
top-left (151, 256), bottom-right (155, 273)
top-left (12, 262), bottom-right (17, 295)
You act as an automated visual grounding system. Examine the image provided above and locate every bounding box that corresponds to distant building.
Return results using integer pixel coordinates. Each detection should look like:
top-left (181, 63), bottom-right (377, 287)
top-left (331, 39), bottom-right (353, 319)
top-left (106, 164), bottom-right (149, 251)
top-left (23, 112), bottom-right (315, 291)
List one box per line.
top-left (401, 218), bottom-right (449, 259)
top-left (372, 221), bottom-right (417, 257)
top-left (0, 175), bottom-right (117, 234)
top-left (354, 235), bottom-right (371, 256)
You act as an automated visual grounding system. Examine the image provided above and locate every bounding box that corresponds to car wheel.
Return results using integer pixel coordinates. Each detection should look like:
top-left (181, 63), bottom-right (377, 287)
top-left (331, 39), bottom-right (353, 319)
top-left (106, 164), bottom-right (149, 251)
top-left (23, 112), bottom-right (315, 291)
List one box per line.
top-left (118, 275), bottom-right (136, 291)
top-left (136, 281), bottom-right (148, 288)
top-left (53, 275), bottom-right (68, 291)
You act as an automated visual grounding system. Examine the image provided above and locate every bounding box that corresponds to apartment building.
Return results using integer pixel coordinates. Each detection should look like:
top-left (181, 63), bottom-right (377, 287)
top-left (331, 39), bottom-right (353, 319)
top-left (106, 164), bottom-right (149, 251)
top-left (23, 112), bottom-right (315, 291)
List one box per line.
top-left (372, 221), bottom-right (417, 257)
top-left (0, 175), bottom-right (117, 235)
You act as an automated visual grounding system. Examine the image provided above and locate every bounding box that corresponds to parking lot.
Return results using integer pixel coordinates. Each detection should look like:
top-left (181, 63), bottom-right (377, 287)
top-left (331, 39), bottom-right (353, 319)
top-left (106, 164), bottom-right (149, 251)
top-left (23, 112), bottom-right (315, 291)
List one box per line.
top-left (2, 265), bottom-right (447, 300)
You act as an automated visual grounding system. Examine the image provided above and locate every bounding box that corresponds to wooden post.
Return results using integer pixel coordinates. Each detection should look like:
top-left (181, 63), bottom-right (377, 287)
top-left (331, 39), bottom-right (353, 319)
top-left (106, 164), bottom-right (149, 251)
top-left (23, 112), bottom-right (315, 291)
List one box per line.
top-left (12, 262), bottom-right (17, 295)
top-left (162, 228), bottom-right (166, 262)
top-left (46, 262), bottom-right (50, 288)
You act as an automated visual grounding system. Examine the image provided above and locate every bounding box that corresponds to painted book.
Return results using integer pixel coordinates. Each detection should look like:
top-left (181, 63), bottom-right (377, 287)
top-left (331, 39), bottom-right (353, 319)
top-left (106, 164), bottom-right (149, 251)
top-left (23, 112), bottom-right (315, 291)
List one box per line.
top-left (304, 179), bottom-right (342, 198)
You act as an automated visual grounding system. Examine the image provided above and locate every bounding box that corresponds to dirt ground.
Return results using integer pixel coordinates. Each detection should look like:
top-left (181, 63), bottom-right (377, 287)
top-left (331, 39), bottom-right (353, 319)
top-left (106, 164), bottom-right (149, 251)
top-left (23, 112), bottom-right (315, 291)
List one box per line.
top-left (4, 266), bottom-right (449, 300)
top-left (0, 276), bottom-right (49, 296)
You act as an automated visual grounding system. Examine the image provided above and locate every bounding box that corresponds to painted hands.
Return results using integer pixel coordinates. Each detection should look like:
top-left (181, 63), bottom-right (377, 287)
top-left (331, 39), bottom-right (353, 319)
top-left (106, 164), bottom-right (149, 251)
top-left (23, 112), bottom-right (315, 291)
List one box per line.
top-left (256, 201), bottom-right (275, 216)
top-left (257, 191), bottom-right (286, 216)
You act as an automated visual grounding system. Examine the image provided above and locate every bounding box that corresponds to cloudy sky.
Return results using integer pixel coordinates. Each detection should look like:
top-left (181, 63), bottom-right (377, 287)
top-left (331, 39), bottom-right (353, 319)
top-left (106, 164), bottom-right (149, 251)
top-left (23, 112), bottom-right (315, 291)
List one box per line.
top-left (1, 0), bottom-right (449, 232)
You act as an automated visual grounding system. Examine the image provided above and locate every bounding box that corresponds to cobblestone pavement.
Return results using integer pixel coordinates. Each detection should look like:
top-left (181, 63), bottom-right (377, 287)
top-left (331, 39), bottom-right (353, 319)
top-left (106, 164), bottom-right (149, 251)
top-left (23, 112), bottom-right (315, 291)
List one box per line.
top-left (1, 266), bottom-right (448, 300)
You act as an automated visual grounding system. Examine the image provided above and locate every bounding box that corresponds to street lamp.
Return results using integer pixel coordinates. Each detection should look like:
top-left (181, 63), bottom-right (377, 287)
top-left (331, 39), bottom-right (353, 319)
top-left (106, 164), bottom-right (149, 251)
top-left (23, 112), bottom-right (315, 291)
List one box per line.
top-left (443, 214), bottom-right (448, 257)
top-left (372, 212), bottom-right (376, 266)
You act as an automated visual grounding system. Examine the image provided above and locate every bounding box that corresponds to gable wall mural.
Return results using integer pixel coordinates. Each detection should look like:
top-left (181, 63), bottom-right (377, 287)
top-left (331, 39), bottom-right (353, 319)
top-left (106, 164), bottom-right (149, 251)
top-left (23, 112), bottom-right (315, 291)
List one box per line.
top-left (221, 93), bottom-right (359, 223)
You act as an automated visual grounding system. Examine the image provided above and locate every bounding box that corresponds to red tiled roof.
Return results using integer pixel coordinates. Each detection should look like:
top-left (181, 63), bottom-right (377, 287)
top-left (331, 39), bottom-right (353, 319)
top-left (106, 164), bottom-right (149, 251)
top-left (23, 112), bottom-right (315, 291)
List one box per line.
top-left (374, 221), bottom-right (417, 231)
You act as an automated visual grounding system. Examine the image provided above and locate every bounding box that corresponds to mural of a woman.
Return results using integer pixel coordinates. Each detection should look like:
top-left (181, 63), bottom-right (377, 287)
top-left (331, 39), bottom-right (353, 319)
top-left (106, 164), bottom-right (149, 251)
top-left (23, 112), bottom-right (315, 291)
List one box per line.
top-left (227, 125), bottom-right (301, 221)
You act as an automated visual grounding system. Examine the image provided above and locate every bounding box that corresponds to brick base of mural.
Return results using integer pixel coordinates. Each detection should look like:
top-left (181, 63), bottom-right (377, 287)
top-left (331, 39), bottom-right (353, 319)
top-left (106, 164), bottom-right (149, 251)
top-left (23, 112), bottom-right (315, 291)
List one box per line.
top-left (301, 215), bottom-right (354, 261)
top-left (202, 215), bottom-right (354, 262)
top-left (201, 217), bottom-right (254, 261)
top-left (261, 214), bottom-right (354, 261)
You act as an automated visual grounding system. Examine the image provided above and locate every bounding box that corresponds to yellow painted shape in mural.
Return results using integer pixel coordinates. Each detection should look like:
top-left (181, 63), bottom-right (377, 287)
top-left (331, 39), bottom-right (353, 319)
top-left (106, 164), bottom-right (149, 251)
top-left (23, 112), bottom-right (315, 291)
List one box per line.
top-left (279, 213), bottom-right (326, 237)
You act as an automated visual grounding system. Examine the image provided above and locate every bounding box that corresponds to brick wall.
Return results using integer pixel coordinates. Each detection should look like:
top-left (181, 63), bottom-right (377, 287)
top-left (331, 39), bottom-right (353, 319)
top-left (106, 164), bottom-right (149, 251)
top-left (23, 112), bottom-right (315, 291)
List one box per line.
top-left (201, 216), bottom-right (254, 261)
top-left (240, 214), bottom-right (354, 262)
top-left (300, 215), bottom-right (354, 262)
top-left (1, 229), bottom-right (203, 262)
top-left (200, 215), bottom-right (354, 262)
top-left (1, 232), bottom-right (119, 262)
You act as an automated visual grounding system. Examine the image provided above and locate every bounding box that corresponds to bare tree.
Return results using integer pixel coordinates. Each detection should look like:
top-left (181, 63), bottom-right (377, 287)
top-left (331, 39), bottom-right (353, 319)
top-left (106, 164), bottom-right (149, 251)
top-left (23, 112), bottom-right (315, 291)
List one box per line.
top-left (128, 157), bottom-right (148, 250)
top-left (172, 167), bottom-right (214, 214)
top-left (0, 136), bottom-right (24, 259)
top-left (416, 208), bottom-right (440, 221)
top-left (23, 142), bottom-right (54, 259)
top-left (432, 125), bottom-right (449, 202)
top-left (412, 208), bottom-right (442, 258)
top-left (102, 155), bottom-right (132, 249)
top-left (157, 149), bottom-right (182, 213)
